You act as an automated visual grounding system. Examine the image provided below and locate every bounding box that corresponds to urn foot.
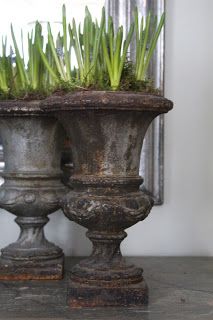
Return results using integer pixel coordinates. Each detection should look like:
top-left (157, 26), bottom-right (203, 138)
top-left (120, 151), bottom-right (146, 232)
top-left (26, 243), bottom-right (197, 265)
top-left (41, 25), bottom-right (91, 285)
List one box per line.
top-left (68, 278), bottom-right (148, 308)
top-left (70, 231), bottom-right (143, 286)
top-left (0, 216), bottom-right (64, 280)
top-left (68, 231), bottom-right (148, 307)
top-left (0, 255), bottom-right (64, 280)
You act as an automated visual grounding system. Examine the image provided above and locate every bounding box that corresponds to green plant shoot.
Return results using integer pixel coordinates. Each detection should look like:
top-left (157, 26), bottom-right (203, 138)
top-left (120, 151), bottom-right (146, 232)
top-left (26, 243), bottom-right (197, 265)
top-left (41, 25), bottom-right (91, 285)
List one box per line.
top-left (134, 8), bottom-right (165, 81)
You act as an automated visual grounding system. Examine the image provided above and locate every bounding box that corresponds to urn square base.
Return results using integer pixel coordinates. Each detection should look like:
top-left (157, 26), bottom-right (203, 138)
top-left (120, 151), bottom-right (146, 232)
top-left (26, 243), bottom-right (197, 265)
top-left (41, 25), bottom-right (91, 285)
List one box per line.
top-left (0, 255), bottom-right (64, 280)
top-left (68, 279), bottom-right (148, 308)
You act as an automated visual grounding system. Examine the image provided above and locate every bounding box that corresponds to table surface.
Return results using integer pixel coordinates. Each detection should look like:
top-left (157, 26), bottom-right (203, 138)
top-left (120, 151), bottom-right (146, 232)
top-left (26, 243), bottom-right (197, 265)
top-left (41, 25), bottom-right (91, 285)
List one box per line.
top-left (0, 257), bottom-right (213, 320)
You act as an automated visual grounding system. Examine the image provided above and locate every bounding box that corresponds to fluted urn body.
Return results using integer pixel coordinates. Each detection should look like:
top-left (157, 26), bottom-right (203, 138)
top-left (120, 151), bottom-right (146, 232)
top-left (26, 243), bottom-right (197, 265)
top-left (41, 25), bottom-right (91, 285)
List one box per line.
top-left (42, 91), bottom-right (173, 306)
top-left (0, 100), bottom-right (66, 280)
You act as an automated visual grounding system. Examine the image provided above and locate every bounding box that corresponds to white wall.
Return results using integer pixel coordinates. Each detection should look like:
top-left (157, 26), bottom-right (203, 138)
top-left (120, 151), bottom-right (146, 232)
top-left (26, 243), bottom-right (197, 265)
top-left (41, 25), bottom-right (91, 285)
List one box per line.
top-left (0, 0), bottom-right (213, 256)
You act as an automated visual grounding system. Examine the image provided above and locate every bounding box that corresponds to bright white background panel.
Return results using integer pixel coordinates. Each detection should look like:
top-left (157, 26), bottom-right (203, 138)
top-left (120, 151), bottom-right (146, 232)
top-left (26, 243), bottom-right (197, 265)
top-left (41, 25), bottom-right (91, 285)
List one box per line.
top-left (0, 0), bottom-right (105, 32)
top-left (0, 0), bottom-right (105, 58)
top-left (0, 0), bottom-right (212, 256)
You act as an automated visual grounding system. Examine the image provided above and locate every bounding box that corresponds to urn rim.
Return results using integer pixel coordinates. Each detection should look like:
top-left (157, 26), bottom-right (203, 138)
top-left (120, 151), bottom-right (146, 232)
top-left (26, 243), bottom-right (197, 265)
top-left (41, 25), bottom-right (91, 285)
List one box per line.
top-left (0, 91), bottom-right (173, 114)
top-left (0, 99), bottom-right (44, 116)
top-left (41, 90), bottom-right (173, 113)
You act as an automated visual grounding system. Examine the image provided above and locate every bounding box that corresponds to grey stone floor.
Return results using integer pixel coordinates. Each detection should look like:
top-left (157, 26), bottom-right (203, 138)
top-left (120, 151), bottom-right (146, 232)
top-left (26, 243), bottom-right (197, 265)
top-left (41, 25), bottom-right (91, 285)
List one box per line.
top-left (0, 257), bottom-right (212, 320)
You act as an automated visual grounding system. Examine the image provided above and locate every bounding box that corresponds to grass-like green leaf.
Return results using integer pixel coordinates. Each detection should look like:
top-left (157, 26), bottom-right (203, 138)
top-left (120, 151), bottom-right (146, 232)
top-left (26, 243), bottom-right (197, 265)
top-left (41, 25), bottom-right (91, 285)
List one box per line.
top-left (135, 10), bottom-right (165, 81)
top-left (0, 5), bottom-right (165, 99)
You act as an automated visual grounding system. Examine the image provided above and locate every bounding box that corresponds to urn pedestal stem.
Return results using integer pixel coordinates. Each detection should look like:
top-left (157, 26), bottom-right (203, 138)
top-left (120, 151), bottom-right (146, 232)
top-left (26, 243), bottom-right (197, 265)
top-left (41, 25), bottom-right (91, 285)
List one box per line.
top-left (0, 101), bottom-right (66, 280)
top-left (15, 216), bottom-right (49, 250)
top-left (42, 91), bottom-right (173, 306)
top-left (87, 230), bottom-right (126, 265)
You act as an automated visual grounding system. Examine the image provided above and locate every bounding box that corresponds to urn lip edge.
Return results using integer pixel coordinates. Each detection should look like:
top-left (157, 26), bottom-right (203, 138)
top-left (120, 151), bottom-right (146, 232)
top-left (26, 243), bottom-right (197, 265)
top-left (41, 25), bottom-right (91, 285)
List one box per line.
top-left (0, 100), bottom-right (45, 115)
top-left (0, 91), bottom-right (173, 114)
top-left (40, 90), bottom-right (173, 113)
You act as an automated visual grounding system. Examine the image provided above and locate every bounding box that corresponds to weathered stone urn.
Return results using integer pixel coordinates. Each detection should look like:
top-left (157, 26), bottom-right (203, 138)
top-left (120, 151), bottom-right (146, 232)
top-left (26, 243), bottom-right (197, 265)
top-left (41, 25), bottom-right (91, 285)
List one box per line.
top-left (42, 91), bottom-right (173, 307)
top-left (0, 100), bottom-right (66, 280)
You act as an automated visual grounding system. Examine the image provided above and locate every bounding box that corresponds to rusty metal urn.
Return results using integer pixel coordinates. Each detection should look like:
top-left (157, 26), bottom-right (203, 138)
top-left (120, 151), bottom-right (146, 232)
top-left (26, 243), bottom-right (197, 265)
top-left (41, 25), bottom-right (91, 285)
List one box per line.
top-left (0, 101), bottom-right (66, 280)
top-left (42, 91), bottom-right (173, 307)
